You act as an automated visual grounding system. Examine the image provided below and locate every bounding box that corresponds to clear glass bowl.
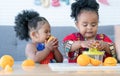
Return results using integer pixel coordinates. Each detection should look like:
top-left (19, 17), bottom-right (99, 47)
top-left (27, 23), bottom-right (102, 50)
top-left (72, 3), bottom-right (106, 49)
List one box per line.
top-left (82, 51), bottom-right (105, 62)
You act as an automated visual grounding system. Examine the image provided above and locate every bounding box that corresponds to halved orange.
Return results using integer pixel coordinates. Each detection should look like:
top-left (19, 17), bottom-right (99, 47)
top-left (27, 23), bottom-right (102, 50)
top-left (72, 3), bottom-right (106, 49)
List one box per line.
top-left (103, 57), bottom-right (117, 66)
top-left (22, 59), bottom-right (35, 67)
top-left (90, 58), bottom-right (101, 66)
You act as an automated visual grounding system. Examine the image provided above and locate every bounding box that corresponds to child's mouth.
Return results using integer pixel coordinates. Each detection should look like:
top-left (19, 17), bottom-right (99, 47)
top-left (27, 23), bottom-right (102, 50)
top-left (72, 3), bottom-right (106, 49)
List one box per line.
top-left (46, 38), bottom-right (49, 41)
top-left (46, 37), bottom-right (50, 41)
top-left (86, 32), bottom-right (93, 34)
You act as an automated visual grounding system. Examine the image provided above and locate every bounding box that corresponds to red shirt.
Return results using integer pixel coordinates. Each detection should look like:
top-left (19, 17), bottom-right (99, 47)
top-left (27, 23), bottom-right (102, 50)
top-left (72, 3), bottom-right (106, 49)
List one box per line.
top-left (40, 51), bottom-right (54, 64)
top-left (63, 32), bottom-right (113, 63)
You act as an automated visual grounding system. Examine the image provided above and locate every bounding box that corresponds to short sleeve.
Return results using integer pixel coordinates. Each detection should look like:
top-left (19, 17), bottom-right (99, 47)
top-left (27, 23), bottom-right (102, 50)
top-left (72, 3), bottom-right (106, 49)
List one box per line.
top-left (103, 34), bottom-right (113, 43)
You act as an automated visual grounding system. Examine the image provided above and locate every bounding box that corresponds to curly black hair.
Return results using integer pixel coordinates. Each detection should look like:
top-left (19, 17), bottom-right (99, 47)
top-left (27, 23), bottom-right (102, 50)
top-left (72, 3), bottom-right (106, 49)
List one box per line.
top-left (14, 10), bottom-right (48, 41)
top-left (71, 0), bottom-right (99, 21)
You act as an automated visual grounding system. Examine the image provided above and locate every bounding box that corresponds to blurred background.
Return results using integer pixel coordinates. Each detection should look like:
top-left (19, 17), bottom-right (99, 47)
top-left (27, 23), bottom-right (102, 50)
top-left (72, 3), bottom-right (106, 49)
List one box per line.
top-left (0, 0), bottom-right (120, 27)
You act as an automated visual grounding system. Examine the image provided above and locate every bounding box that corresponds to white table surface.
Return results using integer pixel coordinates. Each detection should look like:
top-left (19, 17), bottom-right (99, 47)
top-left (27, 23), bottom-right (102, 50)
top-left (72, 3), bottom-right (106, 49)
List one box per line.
top-left (0, 61), bottom-right (120, 76)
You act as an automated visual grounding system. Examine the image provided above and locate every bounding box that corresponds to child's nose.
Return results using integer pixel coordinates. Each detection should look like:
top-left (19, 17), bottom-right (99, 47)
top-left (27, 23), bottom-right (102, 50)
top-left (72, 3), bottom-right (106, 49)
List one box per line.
top-left (48, 33), bottom-right (51, 36)
top-left (87, 25), bottom-right (92, 29)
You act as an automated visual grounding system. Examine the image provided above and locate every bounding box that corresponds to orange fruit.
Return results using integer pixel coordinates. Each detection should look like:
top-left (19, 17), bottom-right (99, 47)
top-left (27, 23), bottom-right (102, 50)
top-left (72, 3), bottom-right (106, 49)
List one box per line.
top-left (4, 65), bottom-right (13, 72)
top-left (0, 55), bottom-right (14, 69)
top-left (22, 59), bottom-right (35, 67)
top-left (77, 54), bottom-right (90, 66)
top-left (103, 57), bottom-right (117, 66)
top-left (47, 35), bottom-right (55, 43)
top-left (90, 58), bottom-right (101, 66)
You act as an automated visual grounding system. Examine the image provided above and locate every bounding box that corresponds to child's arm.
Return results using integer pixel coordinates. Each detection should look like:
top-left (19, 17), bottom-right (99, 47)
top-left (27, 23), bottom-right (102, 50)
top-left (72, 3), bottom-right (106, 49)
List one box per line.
top-left (94, 41), bottom-right (116, 57)
top-left (51, 38), bottom-right (63, 62)
top-left (47, 36), bottom-right (63, 62)
top-left (53, 48), bottom-right (63, 63)
top-left (64, 40), bottom-right (90, 52)
top-left (63, 33), bottom-right (90, 52)
top-left (25, 42), bottom-right (54, 63)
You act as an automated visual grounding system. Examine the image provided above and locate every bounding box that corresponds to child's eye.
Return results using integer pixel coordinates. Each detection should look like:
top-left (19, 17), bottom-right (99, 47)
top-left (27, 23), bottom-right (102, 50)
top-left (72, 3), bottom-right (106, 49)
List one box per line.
top-left (45, 30), bottom-right (48, 33)
top-left (45, 30), bottom-right (50, 34)
top-left (91, 24), bottom-right (97, 27)
top-left (82, 24), bottom-right (87, 27)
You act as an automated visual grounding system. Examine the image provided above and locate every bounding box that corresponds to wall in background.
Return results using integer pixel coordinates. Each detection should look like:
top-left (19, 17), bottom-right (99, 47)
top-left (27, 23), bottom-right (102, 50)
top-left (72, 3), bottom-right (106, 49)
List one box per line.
top-left (0, 0), bottom-right (120, 26)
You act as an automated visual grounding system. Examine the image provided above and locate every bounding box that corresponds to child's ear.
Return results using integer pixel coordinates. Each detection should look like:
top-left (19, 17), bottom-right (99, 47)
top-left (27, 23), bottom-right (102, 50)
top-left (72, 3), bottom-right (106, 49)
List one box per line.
top-left (75, 21), bottom-right (79, 31)
top-left (30, 31), bottom-right (38, 41)
top-left (75, 21), bottom-right (78, 28)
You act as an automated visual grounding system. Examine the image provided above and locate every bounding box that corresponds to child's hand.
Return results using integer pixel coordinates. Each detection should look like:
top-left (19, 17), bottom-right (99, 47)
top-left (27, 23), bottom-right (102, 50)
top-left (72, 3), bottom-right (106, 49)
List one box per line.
top-left (88, 40), bottom-right (99, 48)
top-left (96, 41), bottom-right (108, 51)
top-left (47, 35), bottom-right (55, 43)
top-left (45, 37), bottom-right (59, 51)
top-left (80, 40), bottom-right (100, 48)
top-left (89, 40), bottom-right (107, 51)
top-left (48, 37), bottom-right (59, 51)
top-left (53, 38), bottom-right (59, 50)
top-left (80, 41), bottom-right (92, 48)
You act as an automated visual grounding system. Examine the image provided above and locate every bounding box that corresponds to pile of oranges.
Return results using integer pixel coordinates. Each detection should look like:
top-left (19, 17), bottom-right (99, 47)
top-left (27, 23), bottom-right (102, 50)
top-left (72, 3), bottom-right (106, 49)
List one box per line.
top-left (77, 54), bottom-right (101, 66)
top-left (0, 55), bottom-right (35, 73)
top-left (77, 54), bottom-right (117, 66)
top-left (0, 55), bottom-right (14, 72)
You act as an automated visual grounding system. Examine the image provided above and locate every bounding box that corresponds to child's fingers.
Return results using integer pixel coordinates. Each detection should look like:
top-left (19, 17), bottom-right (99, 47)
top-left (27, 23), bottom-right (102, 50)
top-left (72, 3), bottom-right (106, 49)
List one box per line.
top-left (87, 40), bottom-right (95, 48)
top-left (48, 39), bottom-right (58, 46)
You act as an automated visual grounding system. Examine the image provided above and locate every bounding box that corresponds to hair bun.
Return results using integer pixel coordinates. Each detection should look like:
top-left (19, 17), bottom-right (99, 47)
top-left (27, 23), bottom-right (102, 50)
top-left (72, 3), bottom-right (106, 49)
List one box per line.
top-left (71, 0), bottom-right (99, 21)
top-left (14, 10), bottom-right (40, 41)
top-left (75, 0), bottom-right (99, 10)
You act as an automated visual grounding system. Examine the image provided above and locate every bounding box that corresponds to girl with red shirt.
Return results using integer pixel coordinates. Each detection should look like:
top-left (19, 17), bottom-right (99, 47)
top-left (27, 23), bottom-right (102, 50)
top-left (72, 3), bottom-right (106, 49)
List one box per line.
top-left (63, 0), bottom-right (116, 63)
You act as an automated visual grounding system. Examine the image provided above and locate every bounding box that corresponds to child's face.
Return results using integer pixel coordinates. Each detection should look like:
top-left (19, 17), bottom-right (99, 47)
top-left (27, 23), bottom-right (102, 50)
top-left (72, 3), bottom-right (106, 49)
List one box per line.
top-left (76, 11), bottom-right (98, 39)
top-left (35, 22), bottom-right (51, 43)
